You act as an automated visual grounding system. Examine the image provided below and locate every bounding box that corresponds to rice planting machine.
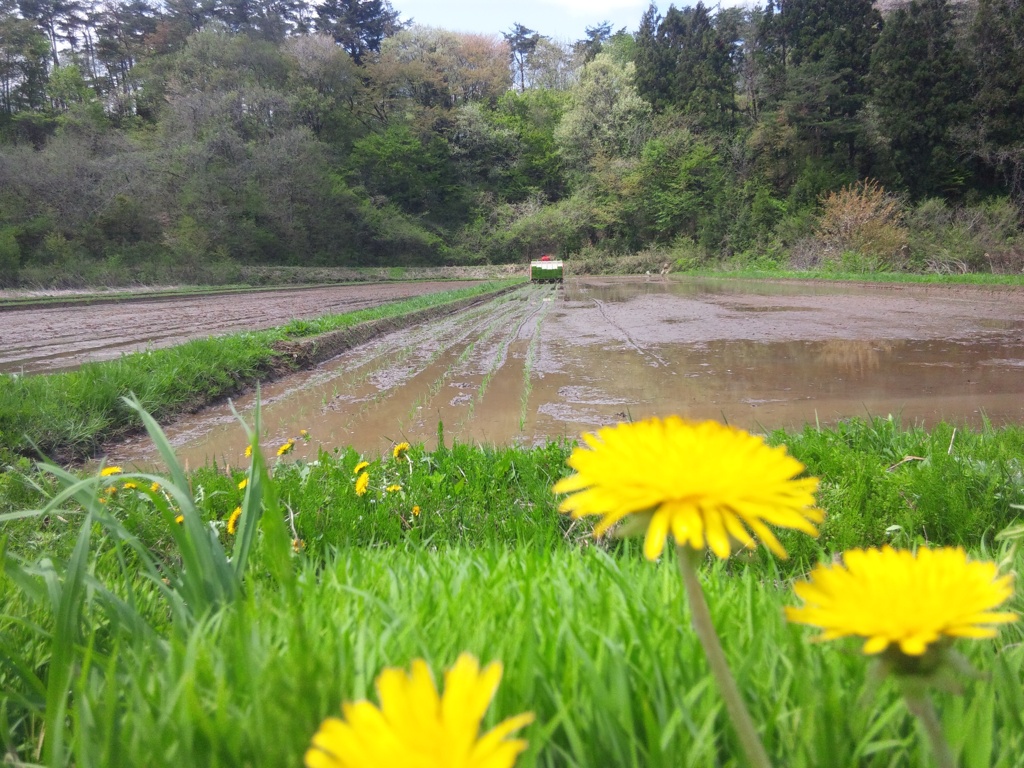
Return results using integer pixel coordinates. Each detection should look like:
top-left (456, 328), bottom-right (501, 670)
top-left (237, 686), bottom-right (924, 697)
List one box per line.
top-left (530, 254), bottom-right (564, 282)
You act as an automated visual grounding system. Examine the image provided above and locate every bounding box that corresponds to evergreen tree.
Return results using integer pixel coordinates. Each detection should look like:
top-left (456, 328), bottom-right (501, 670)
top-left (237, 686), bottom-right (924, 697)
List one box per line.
top-left (870, 0), bottom-right (969, 198)
top-left (632, 2), bottom-right (735, 129)
top-left (775, 0), bottom-right (881, 163)
top-left (17, 0), bottom-right (87, 68)
top-left (0, 2), bottom-right (51, 116)
top-left (633, 3), bottom-right (671, 108)
top-left (503, 23), bottom-right (542, 93)
top-left (94, 0), bottom-right (158, 96)
top-left (315, 0), bottom-right (401, 65)
top-left (967, 0), bottom-right (1024, 203)
top-left (574, 21), bottom-right (612, 65)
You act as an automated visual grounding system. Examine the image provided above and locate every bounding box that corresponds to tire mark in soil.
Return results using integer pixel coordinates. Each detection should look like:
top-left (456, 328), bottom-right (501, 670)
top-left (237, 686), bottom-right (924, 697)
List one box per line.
top-left (590, 297), bottom-right (673, 371)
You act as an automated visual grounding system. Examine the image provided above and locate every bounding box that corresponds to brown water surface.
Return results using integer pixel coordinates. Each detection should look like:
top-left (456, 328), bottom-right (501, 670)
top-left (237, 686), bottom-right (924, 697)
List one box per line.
top-left (107, 277), bottom-right (1024, 467)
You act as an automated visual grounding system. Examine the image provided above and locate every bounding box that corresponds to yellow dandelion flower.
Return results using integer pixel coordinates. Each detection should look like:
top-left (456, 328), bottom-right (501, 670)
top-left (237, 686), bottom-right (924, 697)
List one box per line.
top-left (392, 441), bottom-right (410, 460)
top-left (175, 514), bottom-right (185, 525)
top-left (386, 484), bottom-right (403, 493)
top-left (786, 546), bottom-right (1018, 658)
top-left (227, 506), bottom-right (242, 535)
top-left (104, 485), bottom-right (117, 496)
top-left (238, 477), bottom-right (248, 491)
top-left (122, 482), bottom-right (137, 490)
top-left (278, 439), bottom-right (295, 456)
top-left (553, 417), bottom-right (823, 560)
top-left (150, 482), bottom-right (161, 493)
top-left (300, 429), bottom-right (310, 439)
top-left (244, 445), bottom-right (253, 458)
top-left (305, 653), bottom-right (533, 768)
top-left (355, 471), bottom-right (369, 497)
top-left (412, 505), bottom-right (421, 517)
top-left (353, 461), bottom-right (370, 475)
top-left (100, 466), bottom-right (122, 477)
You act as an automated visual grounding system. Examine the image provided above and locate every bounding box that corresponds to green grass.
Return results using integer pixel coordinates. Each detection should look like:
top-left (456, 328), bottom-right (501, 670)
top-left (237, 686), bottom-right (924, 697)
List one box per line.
top-left (4, 417), bottom-right (1023, 570)
top-left (4, 541), bottom-right (1022, 766)
top-left (0, 280), bottom-right (521, 463)
top-left (2, 412), bottom-right (1023, 766)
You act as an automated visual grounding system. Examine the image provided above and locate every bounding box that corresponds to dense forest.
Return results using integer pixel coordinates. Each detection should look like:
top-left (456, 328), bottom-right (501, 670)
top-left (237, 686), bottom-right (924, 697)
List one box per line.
top-left (0, 0), bottom-right (1022, 286)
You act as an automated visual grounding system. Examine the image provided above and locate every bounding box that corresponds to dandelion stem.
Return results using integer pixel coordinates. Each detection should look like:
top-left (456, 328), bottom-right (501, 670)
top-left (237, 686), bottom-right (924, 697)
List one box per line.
top-left (903, 690), bottom-right (956, 768)
top-left (677, 544), bottom-right (773, 768)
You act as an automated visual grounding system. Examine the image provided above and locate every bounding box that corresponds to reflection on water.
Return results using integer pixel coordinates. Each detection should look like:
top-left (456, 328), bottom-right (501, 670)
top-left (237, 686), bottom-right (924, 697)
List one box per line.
top-left (107, 278), bottom-right (1024, 468)
top-left (527, 336), bottom-right (1023, 443)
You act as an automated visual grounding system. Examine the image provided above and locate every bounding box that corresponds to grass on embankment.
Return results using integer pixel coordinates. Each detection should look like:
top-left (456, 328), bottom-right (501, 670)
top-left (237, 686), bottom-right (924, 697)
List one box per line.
top-left (0, 280), bottom-right (522, 463)
top-left (4, 416), bottom-right (1023, 571)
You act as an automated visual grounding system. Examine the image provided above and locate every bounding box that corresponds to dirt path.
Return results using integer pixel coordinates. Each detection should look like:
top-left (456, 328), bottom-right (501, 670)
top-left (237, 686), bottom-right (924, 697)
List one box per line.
top-left (0, 281), bottom-right (486, 373)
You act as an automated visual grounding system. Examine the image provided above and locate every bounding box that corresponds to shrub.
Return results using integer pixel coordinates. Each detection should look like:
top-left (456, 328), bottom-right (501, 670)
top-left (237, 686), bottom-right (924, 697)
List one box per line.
top-left (905, 196), bottom-right (1023, 274)
top-left (813, 179), bottom-right (909, 271)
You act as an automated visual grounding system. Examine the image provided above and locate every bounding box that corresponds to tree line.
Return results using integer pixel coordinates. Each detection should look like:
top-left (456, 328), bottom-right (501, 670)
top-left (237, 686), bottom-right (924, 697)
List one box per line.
top-left (1, 0), bottom-right (1022, 286)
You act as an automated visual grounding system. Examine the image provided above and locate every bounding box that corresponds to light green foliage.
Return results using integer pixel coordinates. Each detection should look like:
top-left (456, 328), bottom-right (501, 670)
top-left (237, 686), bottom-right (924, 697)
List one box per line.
top-left (554, 52), bottom-right (651, 176)
top-left (45, 64), bottom-right (105, 129)
top-left (630, 130), bottom-right (725, 244)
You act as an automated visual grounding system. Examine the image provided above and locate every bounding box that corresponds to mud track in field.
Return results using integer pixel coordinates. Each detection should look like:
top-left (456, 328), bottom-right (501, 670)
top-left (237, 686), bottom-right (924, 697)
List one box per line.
top-left (106, 277), bottom-right (1024, 468)
top-left (0, 281), bottom-right (488, 373)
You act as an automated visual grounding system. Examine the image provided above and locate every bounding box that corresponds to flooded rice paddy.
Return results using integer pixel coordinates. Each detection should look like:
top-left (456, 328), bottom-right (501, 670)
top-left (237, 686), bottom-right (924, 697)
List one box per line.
top-left (108, 277), bottom-right (1024, 466)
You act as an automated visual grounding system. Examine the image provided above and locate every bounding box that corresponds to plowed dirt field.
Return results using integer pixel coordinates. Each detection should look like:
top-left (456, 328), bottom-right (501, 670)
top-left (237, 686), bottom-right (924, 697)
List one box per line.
top-left (0, 281), bottom-right (486, 373)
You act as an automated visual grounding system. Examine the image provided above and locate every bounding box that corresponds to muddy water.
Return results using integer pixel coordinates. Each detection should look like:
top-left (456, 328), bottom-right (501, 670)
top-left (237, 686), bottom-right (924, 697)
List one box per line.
top-left (107, 277), bottom-right (1024, 467)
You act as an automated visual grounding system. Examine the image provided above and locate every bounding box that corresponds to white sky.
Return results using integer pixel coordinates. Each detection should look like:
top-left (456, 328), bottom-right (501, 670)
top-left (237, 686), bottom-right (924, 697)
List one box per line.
top-left (392, 1), bottom-right (754, 43)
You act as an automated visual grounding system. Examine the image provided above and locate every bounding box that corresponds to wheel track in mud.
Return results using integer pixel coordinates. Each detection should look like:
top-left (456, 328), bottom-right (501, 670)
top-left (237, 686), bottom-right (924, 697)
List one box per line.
top-left (590, 297), bottom-right (674, 371)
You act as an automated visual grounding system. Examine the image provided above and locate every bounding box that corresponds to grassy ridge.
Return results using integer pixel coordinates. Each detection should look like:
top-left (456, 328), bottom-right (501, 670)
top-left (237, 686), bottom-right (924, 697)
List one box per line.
top-left (0, 280), bottom-right (521, 463)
